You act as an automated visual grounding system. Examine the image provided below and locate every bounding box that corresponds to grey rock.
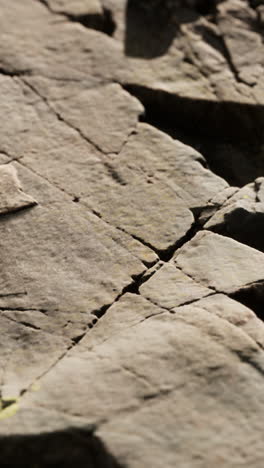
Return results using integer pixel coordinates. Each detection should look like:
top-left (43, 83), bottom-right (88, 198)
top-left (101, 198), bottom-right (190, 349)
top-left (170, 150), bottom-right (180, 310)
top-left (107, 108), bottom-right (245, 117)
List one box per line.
top-left (204, 180), bottom-right (264, 252)
top-left (0, 202), bottom-right (145, 312)
top-left (189, 293), bottom-right (264, 349)
top-left (0, 0), bottom-right (264, 466)
top-left (47, 83), bottom-right (144, 154)
top-left (174, 230), bottom-right (264, 293)
top-left (140, 262), bottom-right (213, 309)
top-left (2, 296), bottom-right (264, 468)
top-left (0, 314), bottom-right (70, 400)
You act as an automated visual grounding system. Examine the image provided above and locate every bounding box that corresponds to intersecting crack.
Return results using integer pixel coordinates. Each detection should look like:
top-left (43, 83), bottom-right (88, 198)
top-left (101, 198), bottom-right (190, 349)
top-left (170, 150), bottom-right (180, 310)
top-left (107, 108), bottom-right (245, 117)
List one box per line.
top-left (21, 78), bottom-right (107, 155)
top-left (12, 269), bottom-right (151, 405)
top-left (1, 3), bottom-right (264, 465)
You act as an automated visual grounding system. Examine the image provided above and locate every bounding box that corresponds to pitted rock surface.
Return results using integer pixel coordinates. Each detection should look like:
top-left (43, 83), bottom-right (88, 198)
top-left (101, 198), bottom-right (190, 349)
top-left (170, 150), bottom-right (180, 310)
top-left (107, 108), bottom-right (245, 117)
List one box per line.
top-left (1, 0), bottom-right (264, 466)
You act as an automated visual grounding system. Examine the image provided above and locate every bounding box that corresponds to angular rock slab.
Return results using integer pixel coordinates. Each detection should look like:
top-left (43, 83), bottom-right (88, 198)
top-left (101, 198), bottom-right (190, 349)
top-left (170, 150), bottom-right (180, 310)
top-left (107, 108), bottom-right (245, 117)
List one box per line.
top-left (49, 82), bottom-right (144, 153)
top-left (174, 230), bottom-right (264, 293)
top-left (86, 179), bottom-right (195, 254)
top-left (0, 77), bottom-right (157, 263)
top-left (217, 0), bottom-right (264, 86)
top-left (189, 293), bottom-right (264, 350)
top-left (0, 315), bottom-right (70, 400)
top-left (113, 123), bottom-right (229, 208)
top-left (204, 179), bottom-right (264, 252)
top-left (0, 202), bottom-right (145, 312)
top-left (0, 77), bottom-right (227, 256)
top-left (3, 75), bottom-right (211, 254)
top-left (96, 305), bottom-right (264, 468)
top-left (45, 0), bottom-right (103, 16)
top-left (79, 124), bottom-right (227, 253)
top-left (0, 164), bottom-right (37, 215)
top-left (139, 262), bottom-right (212, 309)
top-left (1, 295), bottom-right (264, 467)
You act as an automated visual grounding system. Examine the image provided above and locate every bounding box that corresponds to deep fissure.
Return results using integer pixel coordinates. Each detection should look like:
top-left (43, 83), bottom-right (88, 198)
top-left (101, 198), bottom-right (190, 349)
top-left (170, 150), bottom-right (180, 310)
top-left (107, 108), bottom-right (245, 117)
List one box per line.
top-left (230, 282), bottom-right (264, 322)
top-left (124, 83), bottom-right (264, 187)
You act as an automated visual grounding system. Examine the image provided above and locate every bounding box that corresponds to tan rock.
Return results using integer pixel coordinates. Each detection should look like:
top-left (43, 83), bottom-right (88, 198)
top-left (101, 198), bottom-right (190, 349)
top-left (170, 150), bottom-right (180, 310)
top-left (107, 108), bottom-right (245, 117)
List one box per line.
top-left (140, 262), bottom-right (212, 309)
top-left (45, 0), bottom-right (103, 17)
top-left (174, 230), bottom-right (264, 293)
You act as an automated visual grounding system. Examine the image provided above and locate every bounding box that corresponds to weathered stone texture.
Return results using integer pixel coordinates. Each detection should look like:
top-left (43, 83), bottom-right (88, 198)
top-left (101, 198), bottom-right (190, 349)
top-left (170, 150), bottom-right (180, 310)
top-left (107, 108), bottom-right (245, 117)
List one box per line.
top-left (0, 0), bottom-right (264, 466)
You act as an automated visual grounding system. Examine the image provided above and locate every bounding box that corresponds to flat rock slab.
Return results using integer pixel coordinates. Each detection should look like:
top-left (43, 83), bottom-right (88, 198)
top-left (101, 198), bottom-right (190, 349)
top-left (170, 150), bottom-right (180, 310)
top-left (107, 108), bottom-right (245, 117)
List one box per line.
top-left (0, 314), bottom-right (70, 400)
top-left (48, 82), bottom-right (144, 154)
top-left (0, 202), bottom-right (145, 312)
top-left (140, 262), bottom-right (212, 309)
top-left (174, 230), bottom-right (264, 293)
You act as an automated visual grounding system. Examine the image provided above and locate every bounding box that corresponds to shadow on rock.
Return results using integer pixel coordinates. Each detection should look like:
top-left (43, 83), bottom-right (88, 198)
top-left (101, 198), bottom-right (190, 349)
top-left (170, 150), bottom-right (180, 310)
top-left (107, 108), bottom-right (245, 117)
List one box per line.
top-left (126, 84), bottom-right (264, 143)
top-left (0, 428), bottom-right (124, 468)
top-left (220, 208), bottom-right (264, 253)
top-left (231, 282), bottom-right (264, 322)
top-left (125, 84), bottom-right (264, 186)
top-left (124, 0), bottom-right (223, 58)
top-left (124, 0), bottom-right (203, 58)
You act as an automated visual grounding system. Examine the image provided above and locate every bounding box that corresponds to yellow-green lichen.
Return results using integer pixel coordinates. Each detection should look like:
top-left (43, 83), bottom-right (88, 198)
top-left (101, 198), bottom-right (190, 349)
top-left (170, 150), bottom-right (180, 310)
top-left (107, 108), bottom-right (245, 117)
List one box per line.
top-left (31, 383), bottom-right (41, 392)
top-left (0, 398), bottom-right (19, 421)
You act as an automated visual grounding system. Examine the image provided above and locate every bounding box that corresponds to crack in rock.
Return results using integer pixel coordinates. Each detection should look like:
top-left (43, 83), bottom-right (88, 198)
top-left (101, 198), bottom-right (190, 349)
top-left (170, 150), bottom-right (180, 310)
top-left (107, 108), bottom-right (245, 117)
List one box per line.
top-left (1, 1), bottom-right (264, 466)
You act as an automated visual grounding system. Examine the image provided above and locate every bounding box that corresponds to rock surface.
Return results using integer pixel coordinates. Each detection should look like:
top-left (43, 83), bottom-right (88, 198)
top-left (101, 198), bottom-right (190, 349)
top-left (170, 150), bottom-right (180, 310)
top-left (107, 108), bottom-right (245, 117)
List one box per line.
top-left (0, 0), bottom-right (264, 466)
top-left (0, 164), bottom-right (37, 215)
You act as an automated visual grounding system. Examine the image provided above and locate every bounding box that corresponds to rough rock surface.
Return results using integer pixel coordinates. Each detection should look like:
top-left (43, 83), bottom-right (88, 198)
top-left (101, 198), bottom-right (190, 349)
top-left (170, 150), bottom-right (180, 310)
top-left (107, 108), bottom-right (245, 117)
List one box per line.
top-left (0, 165), bottom-right (37, 215)
top-left (1, 0), bottom-right (264, 466)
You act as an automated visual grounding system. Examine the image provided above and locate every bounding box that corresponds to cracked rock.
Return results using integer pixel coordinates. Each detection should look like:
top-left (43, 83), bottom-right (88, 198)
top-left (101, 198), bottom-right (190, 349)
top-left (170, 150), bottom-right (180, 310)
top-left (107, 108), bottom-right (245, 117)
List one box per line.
top-left (0, 314), bottom-right (70, 400)
top-left (1, 0), bottom-right (264, 466)
top-left (47, 82), bottom-right (144, 154)
top-left (204, 179), bottom-right (264, 252)
top-left (174, 230), bottom-right (264, 293)
top-left (139, 262), bottom-right (212, 309)
top-left (189, 293), bottom-right (264, 349)
top-left (0, 202), bottom-right (145, 312)
top-left (2, 298), bottom-right (264, 467)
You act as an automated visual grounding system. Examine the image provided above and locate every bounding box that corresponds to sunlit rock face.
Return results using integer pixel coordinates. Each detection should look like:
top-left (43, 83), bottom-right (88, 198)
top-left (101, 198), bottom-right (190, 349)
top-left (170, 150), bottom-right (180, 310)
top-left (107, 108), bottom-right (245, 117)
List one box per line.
top-left (0, 0), bottom-right (264, 466)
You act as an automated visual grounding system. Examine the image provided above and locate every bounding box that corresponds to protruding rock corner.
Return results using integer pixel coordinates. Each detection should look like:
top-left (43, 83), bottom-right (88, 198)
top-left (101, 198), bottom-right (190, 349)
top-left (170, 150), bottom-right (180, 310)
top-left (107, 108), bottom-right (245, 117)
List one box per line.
top-left (0, 164), bottom-right (37, 215)
top-left (0, 0), bottom-right (264, 466)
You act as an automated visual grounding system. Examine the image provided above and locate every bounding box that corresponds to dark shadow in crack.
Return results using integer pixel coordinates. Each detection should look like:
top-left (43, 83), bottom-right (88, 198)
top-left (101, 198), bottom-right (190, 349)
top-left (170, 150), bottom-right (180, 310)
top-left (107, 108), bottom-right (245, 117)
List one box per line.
top-left (124, 83), bottom-right (264, 186)
top-left (0, 428), bottom-right (125, 467)
top-left (231, 282), bottom-right (264, 322)
top-left (209, 208), bottom-right (264, 253)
